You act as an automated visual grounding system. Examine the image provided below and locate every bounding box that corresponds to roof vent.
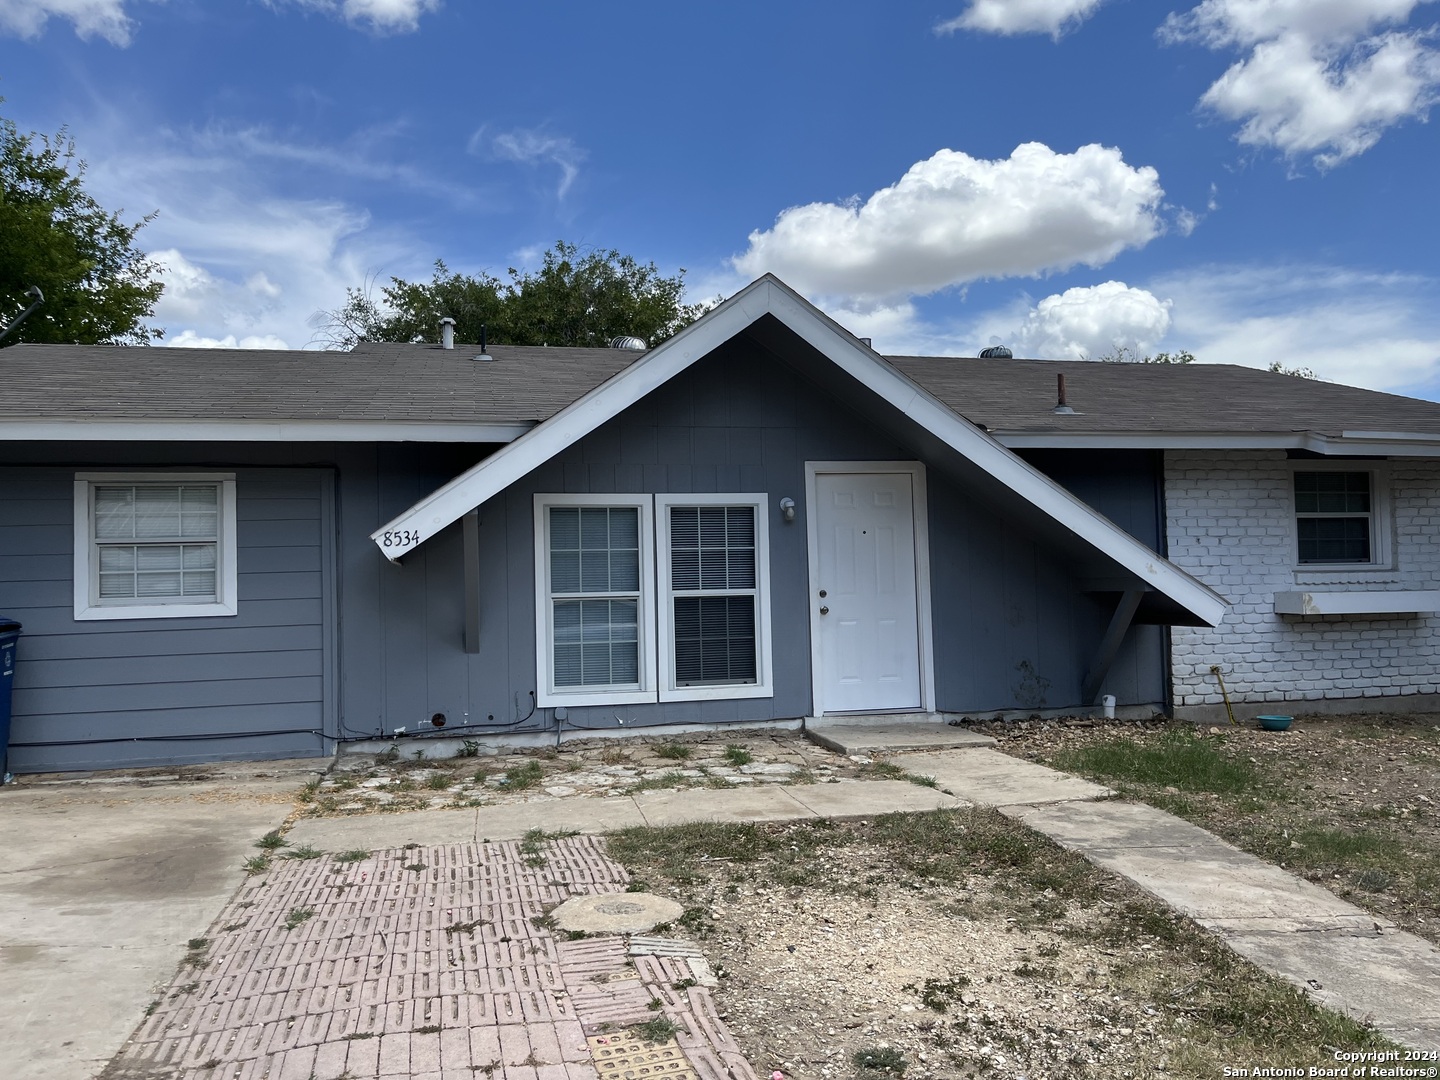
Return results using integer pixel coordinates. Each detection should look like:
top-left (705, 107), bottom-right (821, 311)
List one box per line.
top-left (609, 335), bottom-right (648, 350)
top-left (473, 323), bottom-right (493, 362)
top-left (979, 345), bottom-right (1012, 359)
top-left (1052, 373), bottom-right (1078, 415)
top-left (439, 317), bottom-right (456, 350)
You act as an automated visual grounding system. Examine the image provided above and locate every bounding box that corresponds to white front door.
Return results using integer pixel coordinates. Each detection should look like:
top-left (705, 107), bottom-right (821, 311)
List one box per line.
top-left (812, 470), bottom-right (923, 713)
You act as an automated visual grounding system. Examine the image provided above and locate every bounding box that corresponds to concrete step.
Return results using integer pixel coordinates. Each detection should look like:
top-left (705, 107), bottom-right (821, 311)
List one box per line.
top-left (804, 714), bottom-right (996, 754)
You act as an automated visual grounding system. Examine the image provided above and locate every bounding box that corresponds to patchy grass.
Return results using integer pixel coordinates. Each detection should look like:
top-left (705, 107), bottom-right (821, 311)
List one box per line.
top-left (1051, 727), bottom-right (1262, 794)
top-left (630, 1015), bottom-right (679, 1044)
top-left (655, 743), bottom-right (692, 761)
top-left (723, 745), bottom-right (753, 767)
top-left (623, 771), bottom-right (694, 795)
top-left (282, 907), bottom-right (316, 930)
top-left (500, 760), bottom-right (545, 791)
top-left (425, 773), bottom-right (453, 790)
top-left (334, 849), bottom-right (370, 864)
top-left (254, 830), bottom-right (288, 850)
top-left (281, 843), bottom-right (323, 861)
top-left (519, 826), bottom-right (580, 868)
top-left (606, 809), bottom-right (1396, 1075)
top-left (1014, 717), bottom-right (1440, 947)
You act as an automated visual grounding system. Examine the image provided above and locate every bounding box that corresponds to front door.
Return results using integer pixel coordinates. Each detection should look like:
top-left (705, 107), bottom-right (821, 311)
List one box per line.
top-left (811, 470), bottom-right (923, 713)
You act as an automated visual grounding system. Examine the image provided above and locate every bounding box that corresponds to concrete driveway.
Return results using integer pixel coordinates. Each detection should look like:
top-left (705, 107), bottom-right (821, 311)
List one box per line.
top-left (0, 762), bottom-right (319, 1080)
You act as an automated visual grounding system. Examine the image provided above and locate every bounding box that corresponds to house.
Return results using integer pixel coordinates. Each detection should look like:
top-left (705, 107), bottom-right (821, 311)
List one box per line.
top-left (0, 275), bottom-right (1432, 773)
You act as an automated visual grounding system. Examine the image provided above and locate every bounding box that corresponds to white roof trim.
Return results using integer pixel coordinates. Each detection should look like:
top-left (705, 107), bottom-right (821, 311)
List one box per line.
top-left (997, 431), bottom-right (1440, 455)
top-left (373, 275), bottom-right (1227, 627)
top-left (0, 420), bottom-right (533, 443)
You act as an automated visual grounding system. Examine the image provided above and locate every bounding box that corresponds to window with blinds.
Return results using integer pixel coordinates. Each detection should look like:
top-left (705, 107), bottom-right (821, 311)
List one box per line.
top-left (74, 473), bottom-right (238, 620)
top-left (94, 485), bottom-right (220, 601)
top-left (548, 505), bottom-right (641, 688)
top-left (667, 505), bottom-right (758, 686)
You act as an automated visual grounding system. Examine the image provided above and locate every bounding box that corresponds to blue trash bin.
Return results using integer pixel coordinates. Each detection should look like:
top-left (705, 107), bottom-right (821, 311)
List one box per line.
top-left (0, 618), bottom-right (20, 782)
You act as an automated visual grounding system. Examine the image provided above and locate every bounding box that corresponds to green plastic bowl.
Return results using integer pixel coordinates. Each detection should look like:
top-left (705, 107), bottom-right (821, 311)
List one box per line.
top-left (1256, 715), bottom-right (1293, 731)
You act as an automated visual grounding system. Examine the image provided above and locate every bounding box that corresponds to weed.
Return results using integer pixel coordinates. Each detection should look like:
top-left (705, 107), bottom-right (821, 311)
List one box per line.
top-left (671, 977), bottom-right (698, 991)
top-left (255, 830), bottom-right (288, 850)
top-left (393, 776), bottom-right (416, 792)
top-left (282, 844), bottom-right (323, 861)
top-left (630, 1015), bottom-right (679, 1044)
top-left (342, 1032), bottom-right (378, 1041)
top-left (646, 996), bottom-right (664, 1011)
top-left (860, 760), bottom-right (910, 781)
top-left (723, 744), bottom-right (753, 767)
top-left (378, 745), bottom-right (399, 763)
top-left (334, 849), bottom-right (370, 864)
top-left (283, 907), bottom-right (316, 930)
top-left (222, 922), bottom-right (247, 932)
top-left (186, 937), bottom-right (209, 951)
top-left (443, 919), bottom-right (486, 937)
top-left (501, 760), bottom-right (545, 790)
top-left (413, 1024), bottom-right (442, 1034)
top-left (144, 999), bottom-right (161, 1017)
top-left (852, 1045), bottom-right (907, 1076)
top-left (531, 913), bottom-right (558, 930)
top-left (624, 771), bottom-right (692, 795)
top-left (600, 746), bottom-right (629, 766)
top-left (426, 773), bottom-right (453, 790)
top-left (1356, 868), bottom-right (1395, 892)
top-left (403, 862), bottom-right (427, 872)
top-left (458, 739), bottom-right (482, 758)
top-left (298, 778), bottom-right (322, 803)
top-left (1053, 728), bottom-right (1262, 795)
top-left (473, 768), bottom-right (492, 784)
top-left (905, 975), bottom-right (970, 1013)
top-left (202, 1058), bottom-right (221, 1070)
top-left (704, 775), bottom-right (739, 789)
top-left (655, 743), bottom-right (692, 761)
top-left (411, 748), bottom-right (427, 761)
top-left (242, 854), bottom-right (271, 875)
top-left (519, 827), bottom-right (579, 868)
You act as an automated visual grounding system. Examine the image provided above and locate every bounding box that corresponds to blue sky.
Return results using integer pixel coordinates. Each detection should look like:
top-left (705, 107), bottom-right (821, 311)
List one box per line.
top-left (4, 0), bottom-right (1440, 398)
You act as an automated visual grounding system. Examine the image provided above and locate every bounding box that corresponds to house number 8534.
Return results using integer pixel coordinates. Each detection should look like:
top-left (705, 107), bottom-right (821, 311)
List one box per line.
top-left (382, 530), bottom-right (421, 547)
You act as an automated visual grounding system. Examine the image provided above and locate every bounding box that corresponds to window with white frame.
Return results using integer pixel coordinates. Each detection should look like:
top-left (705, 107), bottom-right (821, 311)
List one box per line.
top-left (1291, 466), bottom-right (1388, 567)
top-left (534, 493), bottom-right (771, 706)
top-left (74, 473), bottom-right (238, 620)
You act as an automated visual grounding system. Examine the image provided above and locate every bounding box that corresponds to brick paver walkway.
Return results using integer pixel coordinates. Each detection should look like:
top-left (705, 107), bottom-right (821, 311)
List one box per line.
top-left (104, 837), bottom-right (758, 1080)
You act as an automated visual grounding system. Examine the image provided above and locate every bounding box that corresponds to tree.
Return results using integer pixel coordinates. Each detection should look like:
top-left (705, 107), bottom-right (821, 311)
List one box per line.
top-left (313, 242), bottom-right (710, 349)
top-left (0, 110), bottom-right (164, 346)
top-left (1267, 360), bottom-right (1319, 379)
top-left (1095, 345), bottom-right (1197, 364)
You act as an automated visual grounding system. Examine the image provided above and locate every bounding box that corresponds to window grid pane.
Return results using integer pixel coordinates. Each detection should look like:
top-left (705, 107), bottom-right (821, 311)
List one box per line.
top-left (674, 596), bottom-right (757, 686)
top-left (549, 505), bottom-right (642, 690)
top-left (668, 504), bottom-right (759, 688)
top-left (97, 543), bottom-right (219, 601)
top-left (1294, 472), bottom-right (1373, 564)
top-left (95, 485), bottom-right (219, 541)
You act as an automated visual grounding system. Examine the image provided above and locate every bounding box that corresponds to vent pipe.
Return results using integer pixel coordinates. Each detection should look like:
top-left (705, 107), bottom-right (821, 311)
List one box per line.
top-left (1052, 373), bottom-right (1077, 415)
top-left (439, 317), bottom-right (456, 350)
top-left (474, 323), bottom-right (493, 362)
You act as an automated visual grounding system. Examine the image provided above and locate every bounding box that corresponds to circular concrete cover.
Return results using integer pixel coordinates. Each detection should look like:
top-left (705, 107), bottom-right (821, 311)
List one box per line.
top-left (550, 892), bottom-right (684, 934)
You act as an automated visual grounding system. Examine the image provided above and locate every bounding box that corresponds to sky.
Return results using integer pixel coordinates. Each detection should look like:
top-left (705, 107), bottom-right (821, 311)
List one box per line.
top-left (3, 0), bottom-right (1440, 399)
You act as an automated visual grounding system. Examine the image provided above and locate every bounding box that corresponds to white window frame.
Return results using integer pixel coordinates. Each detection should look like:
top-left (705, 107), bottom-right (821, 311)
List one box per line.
top-left (656, 493), bottom-right (773, 702)
top-left (73, 472), bottom-right (239, 621)
top-left (1288, 462), bottom-right (1392, 572)
top-left (534, 494), bottom-right (657, 707)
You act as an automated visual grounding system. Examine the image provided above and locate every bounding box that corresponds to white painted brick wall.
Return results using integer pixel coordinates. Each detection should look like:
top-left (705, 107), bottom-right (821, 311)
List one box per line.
top-left (1166, 450), bottom-right (1440, 706)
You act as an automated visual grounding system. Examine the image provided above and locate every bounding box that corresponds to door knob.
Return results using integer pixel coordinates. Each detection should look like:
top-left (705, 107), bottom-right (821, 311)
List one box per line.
top-left (818, 589), bottom-right (827, 598)
top-left (819, 606), bottom-right (829, 615)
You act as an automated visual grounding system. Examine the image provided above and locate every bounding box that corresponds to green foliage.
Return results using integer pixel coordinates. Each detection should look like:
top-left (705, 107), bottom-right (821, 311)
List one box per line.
top-left (316, 242), bottom-right (710, 349)
top-left (722, 745), bottom-right (752, 767)
top-left (1053, 727), bottom-right (1262, 794)
top-left (1268, 360), bottom-right (1319, 379)
top-left (1097, 345), bottom-right (1197, 364)
top-left (0, 108), bottom-right (164, 346)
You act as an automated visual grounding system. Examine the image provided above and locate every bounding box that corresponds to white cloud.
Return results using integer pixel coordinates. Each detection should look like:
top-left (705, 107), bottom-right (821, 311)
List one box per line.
top-left (1154, 263), bottom-right (1440, 392)
top-left (168, 330), bottom-right (291, 349)
top-left (1162, 0), bottom-right (1440, 167)
top-left (1010, 281), bottom-right (1172, 359)
top-left (734, 143), bottom-right (1165, 300)
top-left (481, 129), bottom-right (587, 199)
top-left (936, 0), bottom-right (1108, 38)
top-left (0, 0), bottom-right (139, 44)
top-left (266, 0), bottom-right (440, 33)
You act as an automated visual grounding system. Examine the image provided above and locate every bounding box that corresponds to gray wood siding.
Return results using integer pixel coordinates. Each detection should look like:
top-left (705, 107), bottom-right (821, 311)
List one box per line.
top-left (0, 466), bottom-right (335, 771)
top-left (347, 341), bottom-right (1163, 739)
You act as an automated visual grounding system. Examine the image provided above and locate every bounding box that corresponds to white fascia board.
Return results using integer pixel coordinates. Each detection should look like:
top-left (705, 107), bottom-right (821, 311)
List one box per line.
top-left (372, 276), bottom-right (1228, 628)
top-left (997, 431), bottom-right (1440, 457)
top-left (0, 420), bottom-right (533, 443)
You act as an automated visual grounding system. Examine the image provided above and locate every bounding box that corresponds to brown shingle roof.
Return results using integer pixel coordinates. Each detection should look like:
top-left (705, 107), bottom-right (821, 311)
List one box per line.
top-left (0, 341), bottom-right (639, 423)
top-left (2, 339), bottom-right (1437, 439)
top-left (887, 356), bottom-right (1440, 437)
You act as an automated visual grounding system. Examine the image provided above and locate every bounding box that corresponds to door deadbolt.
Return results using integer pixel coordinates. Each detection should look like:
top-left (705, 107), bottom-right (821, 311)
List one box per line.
top-left (819, 606), bottom-right (829, 615)
top-left (818, 589), bottom-right (827, 598)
